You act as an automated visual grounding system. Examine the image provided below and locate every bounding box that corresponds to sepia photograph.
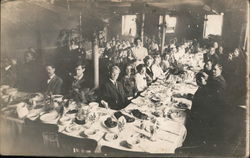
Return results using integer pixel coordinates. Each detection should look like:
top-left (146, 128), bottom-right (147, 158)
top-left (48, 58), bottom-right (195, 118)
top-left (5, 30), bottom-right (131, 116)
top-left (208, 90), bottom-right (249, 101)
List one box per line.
top-left (0, 0), bottom-right (249, 157)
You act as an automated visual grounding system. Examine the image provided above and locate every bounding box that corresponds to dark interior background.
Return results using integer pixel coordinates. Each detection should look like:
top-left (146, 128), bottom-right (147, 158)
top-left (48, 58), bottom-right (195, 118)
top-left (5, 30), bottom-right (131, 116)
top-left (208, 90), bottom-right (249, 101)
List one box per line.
top-left (1, 0), bottom-right (248, 63)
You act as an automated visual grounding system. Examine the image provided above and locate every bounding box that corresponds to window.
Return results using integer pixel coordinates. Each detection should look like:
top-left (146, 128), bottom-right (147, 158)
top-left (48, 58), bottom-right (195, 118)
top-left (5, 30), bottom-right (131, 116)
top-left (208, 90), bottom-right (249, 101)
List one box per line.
top-left (203, 14), bottom-right (224, 38)
top-left (159, 15), bottom-right (177, 33)
top-left (122, 15), bottom-right (137, 36)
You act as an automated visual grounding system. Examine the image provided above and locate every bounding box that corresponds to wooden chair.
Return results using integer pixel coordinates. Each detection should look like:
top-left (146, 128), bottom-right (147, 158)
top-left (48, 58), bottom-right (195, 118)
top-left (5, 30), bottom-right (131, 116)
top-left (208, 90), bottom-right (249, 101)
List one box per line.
top-left (24, 121), bottom-right (61, 156)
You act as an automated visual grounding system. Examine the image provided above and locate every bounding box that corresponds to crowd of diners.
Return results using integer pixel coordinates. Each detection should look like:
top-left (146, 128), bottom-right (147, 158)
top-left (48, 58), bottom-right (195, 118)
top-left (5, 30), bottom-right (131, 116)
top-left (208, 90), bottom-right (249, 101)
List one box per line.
top-left (1, 36), bottom-right (247, 148)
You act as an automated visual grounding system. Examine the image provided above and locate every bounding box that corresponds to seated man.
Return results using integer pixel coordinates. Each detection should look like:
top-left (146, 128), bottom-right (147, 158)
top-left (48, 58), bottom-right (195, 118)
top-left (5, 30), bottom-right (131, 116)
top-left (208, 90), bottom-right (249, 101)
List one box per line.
top-left (143, 56), bottom-right (154, 84)
top-left (185, 71), bottom-right (210, 146)
top-left (17, 50), bottom-right (45, 92)
top-left (205, 63), bottom-right (228, 144)
top-left (160, 53), bottom-right (172, 72)
top-left (44, 64), bottom-right (63, 95)
top-left (69, 62), bottom-right (94, 103)
top-left (207, 63), bottom-right (227, 100)
top-left (100, 66), bottom-right (128, 110)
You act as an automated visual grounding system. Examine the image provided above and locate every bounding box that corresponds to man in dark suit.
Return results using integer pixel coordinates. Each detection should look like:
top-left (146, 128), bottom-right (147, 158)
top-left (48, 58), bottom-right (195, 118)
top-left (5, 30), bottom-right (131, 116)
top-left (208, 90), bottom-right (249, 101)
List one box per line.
top-left (18, 50), bottom-right (46, 92)
top-left (100, 66), bottom-right (128, 110)
top-left (44, 64), bottom-right (63, 95)
top-left (205, 63), bottom-right (229, 145)
top-left (68, 62), bottom-right (94, 103)
top-left (143, 55), bottom-right (154, 84)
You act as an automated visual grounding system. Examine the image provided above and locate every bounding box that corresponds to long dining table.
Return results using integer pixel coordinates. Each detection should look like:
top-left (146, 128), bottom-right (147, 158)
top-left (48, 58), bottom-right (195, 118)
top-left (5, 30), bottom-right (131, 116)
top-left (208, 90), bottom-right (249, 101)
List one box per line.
top-left (1, 52), bottom-right (204, 155)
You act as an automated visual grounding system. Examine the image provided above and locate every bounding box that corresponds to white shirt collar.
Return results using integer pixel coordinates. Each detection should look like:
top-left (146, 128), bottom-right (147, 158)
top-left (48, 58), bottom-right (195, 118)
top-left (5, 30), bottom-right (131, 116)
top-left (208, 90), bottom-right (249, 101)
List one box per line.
top-left (48, 74), bottom-right (55, 79)
top-left (109, 78), bottom-right (117, 85)
top-left (5, 65), bottom-right (11, 71)
top-left (75, 74), bottom-right (84, 81)
top-left (47, 74), bottom-right (55, 84)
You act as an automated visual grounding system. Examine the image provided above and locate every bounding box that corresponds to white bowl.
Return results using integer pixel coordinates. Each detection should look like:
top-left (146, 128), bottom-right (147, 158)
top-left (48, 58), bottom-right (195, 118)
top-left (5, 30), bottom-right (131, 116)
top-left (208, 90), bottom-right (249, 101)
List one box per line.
top-left (89, 102), bottom-right (99, 108)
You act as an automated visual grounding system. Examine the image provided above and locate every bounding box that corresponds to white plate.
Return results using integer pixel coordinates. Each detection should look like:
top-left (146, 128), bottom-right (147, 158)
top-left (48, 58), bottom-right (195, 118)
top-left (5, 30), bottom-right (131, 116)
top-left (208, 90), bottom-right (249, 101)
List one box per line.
top-left (58, 116), bottom-right (72, 126)
top-left (103, 132), bottom-right (118, 142)
top-left (151, 96), bottom-right (161, 102)
top-left (84, 128), bottom-right (100, 136)
top-left (65, 124), bottom-right (83, 135)
top-left (101, 117), bottom-right (119, 133)
top-left (131, 97), bottom-right (145, 105)
top-left (27, 108), bottom-right (43, 120)
top-left (169, 111), bottom-right (185, 120)
top-left (89, 102), bottom-right (99, 107)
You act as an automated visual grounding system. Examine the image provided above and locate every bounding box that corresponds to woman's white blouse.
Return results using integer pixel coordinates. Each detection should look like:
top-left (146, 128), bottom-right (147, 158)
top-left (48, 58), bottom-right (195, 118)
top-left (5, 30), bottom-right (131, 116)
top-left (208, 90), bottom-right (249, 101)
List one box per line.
top-left (151, 64), bottom-right (164, 79)
top-left (135, 73), bottom-right (147, 92)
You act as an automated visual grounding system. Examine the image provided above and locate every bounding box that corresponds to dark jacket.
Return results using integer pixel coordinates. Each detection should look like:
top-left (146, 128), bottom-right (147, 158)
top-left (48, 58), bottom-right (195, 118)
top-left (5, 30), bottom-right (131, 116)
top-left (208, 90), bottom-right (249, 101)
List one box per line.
top-left (100, 79), bottom-right (128, 110)
top-left (146, 67), bottom-right (154, 84)
top-left (69, 75), bottom-right (91, 103)
top-left (17, 61), bottom-right (46, 92)
top-left (44, 75), bottom-right (63, 95)
top-left (146, 67), bottom-right (154, 79)
top-left (207, 75), bottom-right (227, 115)
top-left (1, 65), bottom-right (17, 87)
top-left (203, 53), bottom-right (219, 64)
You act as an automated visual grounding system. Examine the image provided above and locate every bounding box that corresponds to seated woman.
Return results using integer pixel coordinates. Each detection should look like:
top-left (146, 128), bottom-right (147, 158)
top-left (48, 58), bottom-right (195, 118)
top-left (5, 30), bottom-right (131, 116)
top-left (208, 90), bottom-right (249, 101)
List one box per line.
top-left (135, 64), bottom-right (148, 92)
top-left (120, 64), bottom-right (137, 99)
top-left (69, 62), bottom-right (94, 103)
top-left (160, 53), bottom-right (172, 72)
top-left (100, 66), bottom-right (128, 110)
top-left (151, 54), bottom-right (164, 80)
top-left (44, 64), bottom-right (63, 96)
top-left (148, 40), bottom-right (159, 55)
top-left (143, 55), bottom-right (154, 84)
